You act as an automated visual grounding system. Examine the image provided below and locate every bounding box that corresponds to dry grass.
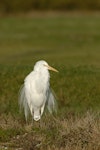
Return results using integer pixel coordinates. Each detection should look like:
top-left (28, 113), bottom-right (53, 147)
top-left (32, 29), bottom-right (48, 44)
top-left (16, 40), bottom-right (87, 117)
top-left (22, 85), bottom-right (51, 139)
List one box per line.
top-left (0, 111), bottom-right (100, 150)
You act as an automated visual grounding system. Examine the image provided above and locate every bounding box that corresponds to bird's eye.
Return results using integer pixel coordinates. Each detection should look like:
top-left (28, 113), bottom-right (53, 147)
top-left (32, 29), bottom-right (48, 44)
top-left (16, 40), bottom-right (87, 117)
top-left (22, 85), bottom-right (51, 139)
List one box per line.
top-left (43, 64), bottom-right (47, 67)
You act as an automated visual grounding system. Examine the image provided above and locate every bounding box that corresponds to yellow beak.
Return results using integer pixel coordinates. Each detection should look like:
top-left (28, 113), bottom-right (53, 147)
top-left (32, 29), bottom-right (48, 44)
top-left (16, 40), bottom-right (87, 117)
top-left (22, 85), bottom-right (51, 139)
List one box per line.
top-left (47, 65), bottom-right (59, 73)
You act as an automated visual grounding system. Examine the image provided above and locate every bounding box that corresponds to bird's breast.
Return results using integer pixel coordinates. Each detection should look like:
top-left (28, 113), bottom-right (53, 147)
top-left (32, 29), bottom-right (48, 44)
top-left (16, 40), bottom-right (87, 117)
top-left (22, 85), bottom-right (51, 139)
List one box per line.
top-left (25, 70), bottom-right (50, 95)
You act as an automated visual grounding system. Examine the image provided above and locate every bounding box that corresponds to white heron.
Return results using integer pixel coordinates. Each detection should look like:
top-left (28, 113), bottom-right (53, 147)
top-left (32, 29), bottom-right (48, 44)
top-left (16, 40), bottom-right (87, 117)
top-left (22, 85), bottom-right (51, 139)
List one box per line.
top-left (19, 60), bottom-right (58, 122)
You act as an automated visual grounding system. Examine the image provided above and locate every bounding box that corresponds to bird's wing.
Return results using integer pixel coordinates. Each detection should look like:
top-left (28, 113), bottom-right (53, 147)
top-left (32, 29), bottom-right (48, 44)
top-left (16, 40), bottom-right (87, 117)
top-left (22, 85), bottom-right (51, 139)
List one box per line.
top-left (18, 84), bottom-right (29, 121)
top-left (46, 88), bottom-right (58, 114)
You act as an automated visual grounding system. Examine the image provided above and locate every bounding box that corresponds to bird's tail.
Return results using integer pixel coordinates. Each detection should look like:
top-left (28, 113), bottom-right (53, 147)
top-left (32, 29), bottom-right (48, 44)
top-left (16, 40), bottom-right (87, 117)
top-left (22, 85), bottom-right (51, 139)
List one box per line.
top-left (47, 88), bottom-right (58, 114)
top-left (18, 84), bottom-right (29, 121)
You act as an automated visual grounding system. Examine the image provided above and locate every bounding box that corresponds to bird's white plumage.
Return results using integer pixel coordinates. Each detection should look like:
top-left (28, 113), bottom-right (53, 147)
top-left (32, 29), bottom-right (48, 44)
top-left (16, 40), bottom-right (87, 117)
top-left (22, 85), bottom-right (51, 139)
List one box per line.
top-left (19, 60), bottom-right (58, 121)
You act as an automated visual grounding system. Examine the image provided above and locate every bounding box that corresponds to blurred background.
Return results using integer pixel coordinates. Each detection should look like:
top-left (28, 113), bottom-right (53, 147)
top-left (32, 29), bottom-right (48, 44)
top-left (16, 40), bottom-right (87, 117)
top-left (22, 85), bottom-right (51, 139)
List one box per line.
top-left (0, 0), bottom-right (100, 13)
top-left (0, 0), bottom-right (100, 65)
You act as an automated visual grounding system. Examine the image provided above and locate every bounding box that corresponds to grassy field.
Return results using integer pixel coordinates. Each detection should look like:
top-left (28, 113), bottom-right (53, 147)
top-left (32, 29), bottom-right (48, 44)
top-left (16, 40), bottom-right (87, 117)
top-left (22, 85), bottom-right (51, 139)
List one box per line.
top-left (0, 12), bottom-right (100, 150)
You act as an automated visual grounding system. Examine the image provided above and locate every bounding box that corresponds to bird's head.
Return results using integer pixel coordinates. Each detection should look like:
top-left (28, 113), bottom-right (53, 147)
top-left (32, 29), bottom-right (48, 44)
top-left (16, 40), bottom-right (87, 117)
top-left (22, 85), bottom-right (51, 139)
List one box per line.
top-left (34, 60), bottom-right (58, 73)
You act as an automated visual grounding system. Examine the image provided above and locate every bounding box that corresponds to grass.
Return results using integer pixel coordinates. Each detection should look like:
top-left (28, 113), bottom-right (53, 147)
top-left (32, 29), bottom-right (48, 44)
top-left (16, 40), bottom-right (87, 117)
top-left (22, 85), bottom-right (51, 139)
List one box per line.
top-left (0, 12), bottom-right (100, 149)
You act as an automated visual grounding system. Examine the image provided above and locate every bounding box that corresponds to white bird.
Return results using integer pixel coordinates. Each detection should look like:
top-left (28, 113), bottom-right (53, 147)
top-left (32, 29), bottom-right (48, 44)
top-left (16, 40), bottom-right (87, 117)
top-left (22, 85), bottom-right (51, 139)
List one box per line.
top-left (19, 60), bottom-right (58, 122)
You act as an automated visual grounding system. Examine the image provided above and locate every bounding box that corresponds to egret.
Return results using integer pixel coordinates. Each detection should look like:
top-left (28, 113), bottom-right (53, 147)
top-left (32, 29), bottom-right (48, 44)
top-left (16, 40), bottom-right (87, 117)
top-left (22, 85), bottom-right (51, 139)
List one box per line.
top-left (19, 60), bottom-right (58, 122)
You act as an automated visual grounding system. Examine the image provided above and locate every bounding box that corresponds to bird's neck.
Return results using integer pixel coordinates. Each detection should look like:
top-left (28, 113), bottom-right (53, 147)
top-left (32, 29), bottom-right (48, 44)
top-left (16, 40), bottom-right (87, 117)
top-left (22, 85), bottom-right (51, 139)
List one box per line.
top-left (37, 70), bottom-right (50, 89)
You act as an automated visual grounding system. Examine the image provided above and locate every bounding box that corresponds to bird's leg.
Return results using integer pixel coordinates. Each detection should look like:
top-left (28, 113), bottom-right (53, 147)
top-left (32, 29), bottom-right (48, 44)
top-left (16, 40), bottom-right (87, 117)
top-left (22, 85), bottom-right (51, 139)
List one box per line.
top-left (40, 104), bottom-right (45, 117)
top-left (29, 106), bottom-right (34, 125)
top-left (39, 117), bottom-right (43, 129)
top-left (30, 106), bottom-right (33, 117)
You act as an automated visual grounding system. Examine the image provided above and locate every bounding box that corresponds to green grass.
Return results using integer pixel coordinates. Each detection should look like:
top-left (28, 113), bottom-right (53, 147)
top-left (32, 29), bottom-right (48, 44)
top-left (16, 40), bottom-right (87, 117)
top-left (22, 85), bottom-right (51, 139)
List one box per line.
top-left (0, 12), bottom-right (100, 150)
top-left (0, 13), bottom-right (100, 65)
